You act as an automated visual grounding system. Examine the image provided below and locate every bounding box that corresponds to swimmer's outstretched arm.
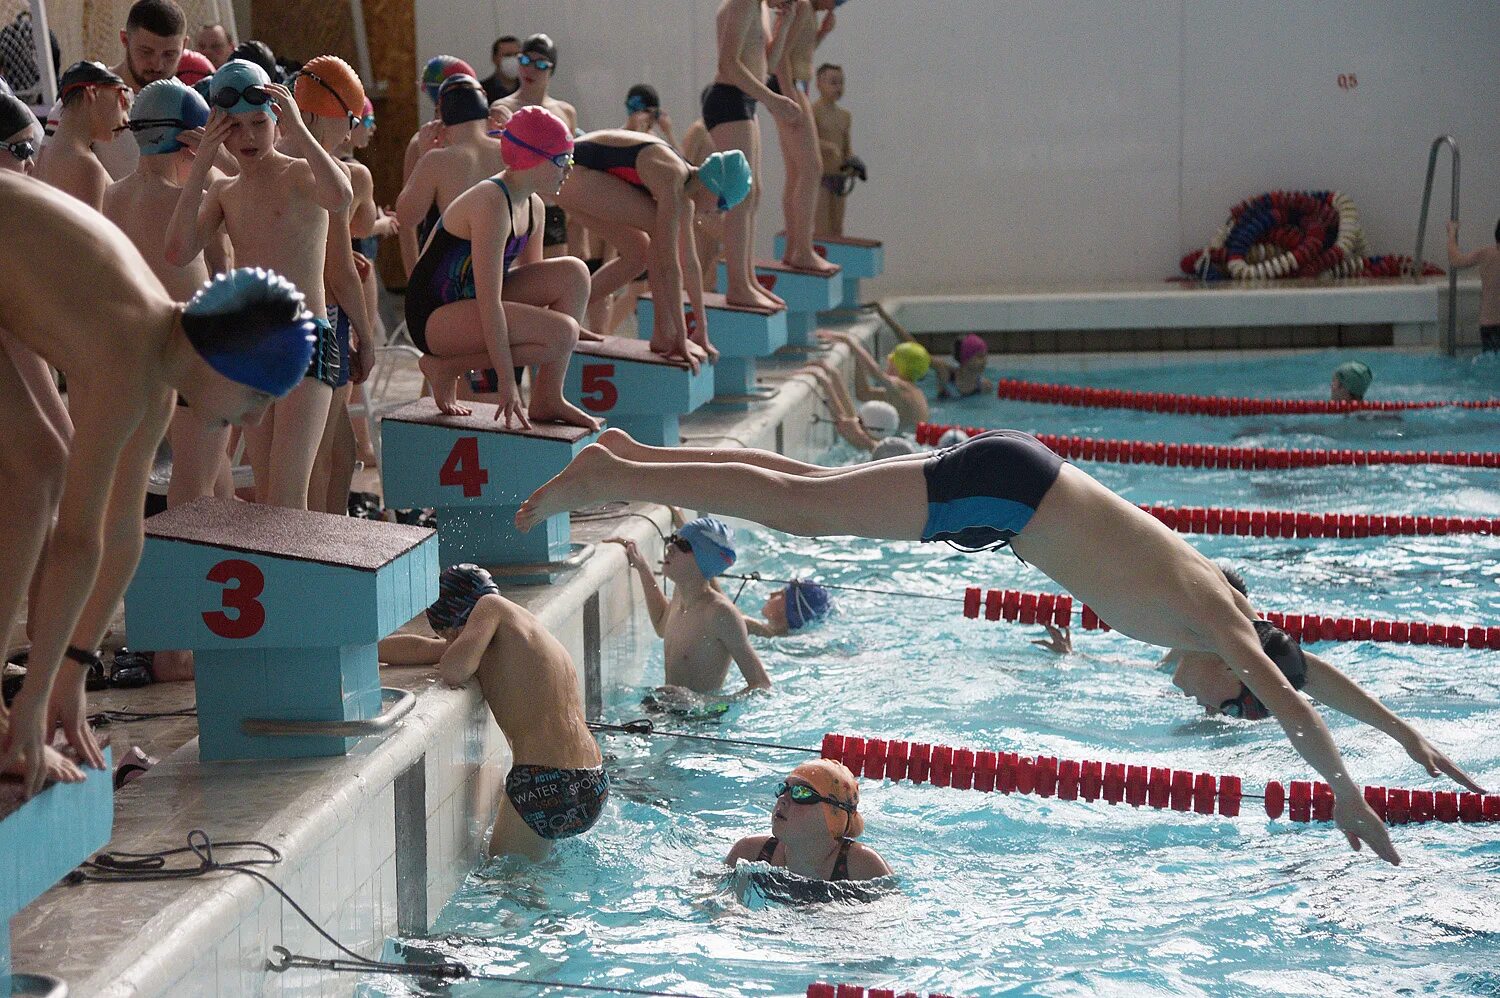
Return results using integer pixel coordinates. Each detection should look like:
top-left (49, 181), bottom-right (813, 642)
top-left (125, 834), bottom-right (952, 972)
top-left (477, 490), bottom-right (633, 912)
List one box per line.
top-left (716, 602), bottom-right (772, 692)
top-left (1301, 651), bottom-right (1485, 792)
top-left (436, 598), bottom-right (502, 688)
top-left (604, 538), bottom-right (670, 638)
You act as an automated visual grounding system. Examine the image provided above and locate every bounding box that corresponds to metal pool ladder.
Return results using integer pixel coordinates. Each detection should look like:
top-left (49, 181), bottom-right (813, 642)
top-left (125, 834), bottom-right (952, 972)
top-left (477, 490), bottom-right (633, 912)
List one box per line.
top-left (1411, 135), bottom-right (1460, 355)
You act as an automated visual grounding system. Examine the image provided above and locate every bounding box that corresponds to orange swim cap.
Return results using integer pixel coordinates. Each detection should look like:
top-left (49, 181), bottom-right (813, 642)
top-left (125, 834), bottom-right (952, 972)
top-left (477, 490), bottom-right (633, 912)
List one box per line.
top-left (789, 759), bottom-right (864, 840)
top-left (294, 55), bottom-right (365, 121)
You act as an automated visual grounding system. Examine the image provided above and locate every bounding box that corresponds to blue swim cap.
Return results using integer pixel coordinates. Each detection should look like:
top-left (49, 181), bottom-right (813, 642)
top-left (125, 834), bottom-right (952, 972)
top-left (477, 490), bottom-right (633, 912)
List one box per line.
top-left (130, 78), bottom-right (210, 154)
top-left (210, 58), bottom-right (276, 119)
top-left (783, 580), bottom-right (830, 631)
top-left (181, 269), bottom-right (318, 397)
top-left (696, 150), bottom-right (752, 211)
top-left (426, 564), bottom-right (499, 632)
top-left (677, 517), bottom-right (736, 579)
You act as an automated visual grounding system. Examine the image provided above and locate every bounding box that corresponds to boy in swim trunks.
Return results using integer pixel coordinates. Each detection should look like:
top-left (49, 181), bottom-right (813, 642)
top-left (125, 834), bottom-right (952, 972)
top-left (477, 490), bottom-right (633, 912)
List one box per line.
top-left (603, 517), bottom-right (772, 698)
top-left (167, 59), bottom-right (355, 510)
top-left (378, 565), bottom-right (607, 859)
top-left (35, 61), bottom-right (130, 208)
top-left (516, 428), bottom-right (1406, 865)
top-left (0, 173), bottom-right (317, 797)
top-left (766, 0), bottom-right (841, 276)
top-left (726, 759), bottom-right (890, 882)
top-left (812, 62), bottom-right (854, 237)
top-left (1446, 218), bottom-right (1500, 352)
top-left (490, 34), bottom-right (581, 259)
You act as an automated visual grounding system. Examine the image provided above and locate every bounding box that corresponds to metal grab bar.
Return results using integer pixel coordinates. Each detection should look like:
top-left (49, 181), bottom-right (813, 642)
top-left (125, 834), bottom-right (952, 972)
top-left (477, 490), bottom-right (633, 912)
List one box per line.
top-left (240, 687), bottom-right (415, 738)
top-left (7, 973), bottom-right (68, 998)
top-left (1412, 135), bottom-right (1460, 354)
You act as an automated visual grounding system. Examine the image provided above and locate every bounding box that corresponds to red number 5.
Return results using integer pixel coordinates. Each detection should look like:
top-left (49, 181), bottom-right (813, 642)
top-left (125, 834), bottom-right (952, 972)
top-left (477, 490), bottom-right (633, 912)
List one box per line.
top-left (203, 559), bottom-right (266, 639)
top-left (439, 436), bottom-right (489, 497)
top-left (582, 363), bottom-right (618, 413)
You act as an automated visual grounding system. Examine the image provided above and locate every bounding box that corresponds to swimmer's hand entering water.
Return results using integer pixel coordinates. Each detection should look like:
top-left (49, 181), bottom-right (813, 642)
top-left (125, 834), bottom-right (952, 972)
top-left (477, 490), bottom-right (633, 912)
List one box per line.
top-left (1030, 624), bottom-right (1072, 655)
top-left (1335, 794), bottom-right (1400, 865)
top-left (1401, 731), bottom-right (1486, 794)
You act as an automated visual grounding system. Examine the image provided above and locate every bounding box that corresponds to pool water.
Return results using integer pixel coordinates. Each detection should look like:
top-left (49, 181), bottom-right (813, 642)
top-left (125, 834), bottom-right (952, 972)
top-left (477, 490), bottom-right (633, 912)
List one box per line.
top-left (365, 351), bottom-right (1500, 998)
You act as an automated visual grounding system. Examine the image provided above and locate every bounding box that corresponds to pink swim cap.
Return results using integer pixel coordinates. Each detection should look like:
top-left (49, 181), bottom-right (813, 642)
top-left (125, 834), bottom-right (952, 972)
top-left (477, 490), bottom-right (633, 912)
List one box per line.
top-left (500, 105), bottom-right (573, 170)
top-left (175, 50), bottom-right (214, 86)
top-left (956, 333), bottom-right (987, 365)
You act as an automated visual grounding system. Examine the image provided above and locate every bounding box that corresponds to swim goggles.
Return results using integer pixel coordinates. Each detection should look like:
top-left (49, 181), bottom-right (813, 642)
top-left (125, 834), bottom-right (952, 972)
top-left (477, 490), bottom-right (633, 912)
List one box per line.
top-left (666, 533), bottom-right (693, 553)
top-left (501, 129), bottom-right (573, 169)
top-left (1219, 685), bottom-right (1267, 721)
top-left (127, 116), bottom-right (192, 132)
top-left (2, 138), bottom-right (35, 161)
top-left (295, 69), bottom-right (358, 127)
top-left (517, 53), bottom-right (553, 72)
top-left (210, 84), bottom-right (273, 110)
top-left (777, 782), bottom-right (854, 812)
top-left (626, 95), bottom-right (659, 115)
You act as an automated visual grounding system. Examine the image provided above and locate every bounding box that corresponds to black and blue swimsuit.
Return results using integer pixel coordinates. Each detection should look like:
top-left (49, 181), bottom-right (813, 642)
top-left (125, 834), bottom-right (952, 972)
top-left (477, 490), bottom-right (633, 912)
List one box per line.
top-left (919, 429), bottom-right (1064, 551)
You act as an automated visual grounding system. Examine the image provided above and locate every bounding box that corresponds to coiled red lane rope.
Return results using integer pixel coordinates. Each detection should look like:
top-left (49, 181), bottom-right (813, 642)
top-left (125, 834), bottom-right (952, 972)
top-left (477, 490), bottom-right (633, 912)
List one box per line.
top-left (913, 423), bottom-right (1500, 469)
top-left (959, 586), bottom-right (1500, 651)
top-left (993, 378), bottom-right (1500, 415)
top-left (819, 733), bottom-right (1500, 826)
top-left (1136, 503), bottom-right (1496, 538)
top-left (807, 985), bottom-right (961, 998)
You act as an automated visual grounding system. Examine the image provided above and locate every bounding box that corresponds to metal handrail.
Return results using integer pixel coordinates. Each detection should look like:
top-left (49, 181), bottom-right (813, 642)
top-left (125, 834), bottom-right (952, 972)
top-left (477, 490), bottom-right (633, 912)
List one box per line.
top-left (8, 973), bottom-right (67, 998)
top-left (488, 542), bottom-right (596, 579)
top-left (1412, 135), bottom-right (1460, 354)
top-left (241, 687), bottom-right (415, 738)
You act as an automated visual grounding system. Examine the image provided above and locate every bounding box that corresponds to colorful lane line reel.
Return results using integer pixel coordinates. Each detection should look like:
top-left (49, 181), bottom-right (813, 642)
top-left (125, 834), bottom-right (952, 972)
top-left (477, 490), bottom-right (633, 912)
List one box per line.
top-left (959, 586), bottom-right (1500, 651)
top-left (807, 984), bottom-right (960, 998)
top-left (819, 734), bottom-right (1500, 827)
top-left (993, 378), bottom-right (1500, 415)
top-left (914, 423), bottom-right (1500, 470)
top-left (1137, 503), bottom-right (1497, 539)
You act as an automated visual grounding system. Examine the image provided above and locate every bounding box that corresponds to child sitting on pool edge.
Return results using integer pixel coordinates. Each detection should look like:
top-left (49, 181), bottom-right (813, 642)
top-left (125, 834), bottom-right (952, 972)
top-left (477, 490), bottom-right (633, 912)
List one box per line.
top-left (726, 759), bottom-right (891, 883)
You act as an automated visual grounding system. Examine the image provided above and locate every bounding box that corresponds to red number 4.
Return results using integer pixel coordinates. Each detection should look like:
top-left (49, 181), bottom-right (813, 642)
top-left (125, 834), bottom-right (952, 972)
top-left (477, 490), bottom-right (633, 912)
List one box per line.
top-left (439, 436), bottom-right (489, 497)
top-left (203, 559), bottom-right (266, 639)
top-left (581, 363), bottom-right (618, 413)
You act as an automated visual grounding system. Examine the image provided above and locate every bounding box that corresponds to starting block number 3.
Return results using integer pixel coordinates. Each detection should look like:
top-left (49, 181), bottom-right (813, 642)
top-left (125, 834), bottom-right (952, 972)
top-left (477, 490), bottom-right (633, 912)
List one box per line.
top-left (581, 363), bottom-right (618, 413)
top-left (203, 558), bottom-right (266, 639)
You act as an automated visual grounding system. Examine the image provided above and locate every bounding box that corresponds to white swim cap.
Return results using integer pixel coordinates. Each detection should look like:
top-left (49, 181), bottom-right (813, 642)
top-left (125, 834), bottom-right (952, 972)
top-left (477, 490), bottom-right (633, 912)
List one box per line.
top-left (937, 428), bottom-right (969, 448)
top-left (870, 436), bottom-right (918, 460)
top-left (857, 400), bottom-right (900, 440)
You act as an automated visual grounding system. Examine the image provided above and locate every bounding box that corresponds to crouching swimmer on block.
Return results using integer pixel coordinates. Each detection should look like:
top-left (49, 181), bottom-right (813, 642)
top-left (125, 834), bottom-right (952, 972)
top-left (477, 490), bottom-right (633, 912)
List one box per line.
top-left (379, 565), bottom-right (607, 859)
top-left (0, 172), bottom-right (317, 796)
top-left (516, 427), bottom-right (1408, 864)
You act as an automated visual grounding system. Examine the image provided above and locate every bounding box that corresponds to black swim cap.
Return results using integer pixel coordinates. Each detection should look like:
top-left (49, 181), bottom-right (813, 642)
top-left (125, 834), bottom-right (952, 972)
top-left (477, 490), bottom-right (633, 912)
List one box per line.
top-left (426, 564), bottom-right (500, 632)
top-left (626, 84), bottom-right (659, 114)
top-left (1218, 563), bottom-right (1248, 598)
top-left (0, 93), bottom-right (38, 140)
top-left (59, 61), bottom-right (125, 103)
top-left (522, 33), bottom-right (558, 66)
top-left (1226, 620), bottom-right (1309, 720)
top-left (438, 73), bottom-right (488, 125)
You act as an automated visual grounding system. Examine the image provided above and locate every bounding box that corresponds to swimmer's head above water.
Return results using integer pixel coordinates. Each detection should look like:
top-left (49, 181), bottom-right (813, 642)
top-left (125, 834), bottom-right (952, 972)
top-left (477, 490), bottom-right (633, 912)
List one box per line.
top-left (664, 516), bottom-right (736, 585)
top-left (857, 399), bottom-right (899, 441)
top-left (762, 580), bottom-right (832, 635)
top-left (887, 341), bottom-right (931, 383)
top-left (1331, 360), bottom-right (1373, 401)
top-left (426, 564), bottom-right (500, 637)
top-left (773, 759), bottom-right (864, 842)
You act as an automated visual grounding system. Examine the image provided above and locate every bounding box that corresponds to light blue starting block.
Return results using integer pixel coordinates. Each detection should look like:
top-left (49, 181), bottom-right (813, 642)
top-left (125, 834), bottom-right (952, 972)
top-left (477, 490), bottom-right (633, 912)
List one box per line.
top-left (563, 335), bottom-right (714, 446)
top-left (1, 749), bottom-right (112, 982)
top-left (382, 399), bottom-right (598, 582)
top-left (717, 258), bottom-right (843, 350)
top-left (125, 499), bottom-right (438, 761)
top-left (774, 233), bottom-right (885, 309)
top-left (637, 291), bottom-right (786, 404)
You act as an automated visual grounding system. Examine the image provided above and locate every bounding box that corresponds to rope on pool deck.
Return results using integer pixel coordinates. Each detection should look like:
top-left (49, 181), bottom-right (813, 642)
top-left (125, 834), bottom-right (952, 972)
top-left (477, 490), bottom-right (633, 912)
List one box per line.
top-left (992, 377), bottom-right (1500, 415)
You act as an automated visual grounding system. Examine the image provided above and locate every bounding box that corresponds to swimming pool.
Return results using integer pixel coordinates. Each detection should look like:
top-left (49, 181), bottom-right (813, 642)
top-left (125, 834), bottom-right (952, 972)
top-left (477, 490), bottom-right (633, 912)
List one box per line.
top-left (364, 349), bottom-right (1499, 998)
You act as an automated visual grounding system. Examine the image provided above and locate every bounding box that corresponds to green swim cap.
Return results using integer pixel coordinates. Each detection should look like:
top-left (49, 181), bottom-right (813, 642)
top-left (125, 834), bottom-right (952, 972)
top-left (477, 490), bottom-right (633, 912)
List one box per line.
top-left (1334, 360), bottom-right (1373, 400)
top-left (696, 149), bottom-right (752, 211)
top-left (889, 342), bottom-right (931, 382)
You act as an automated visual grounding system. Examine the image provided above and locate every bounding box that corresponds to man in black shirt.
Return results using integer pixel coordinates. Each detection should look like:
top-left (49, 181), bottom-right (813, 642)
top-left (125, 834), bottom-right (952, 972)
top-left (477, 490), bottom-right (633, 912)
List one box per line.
top-left (480, 34), bottom-right (520, 103)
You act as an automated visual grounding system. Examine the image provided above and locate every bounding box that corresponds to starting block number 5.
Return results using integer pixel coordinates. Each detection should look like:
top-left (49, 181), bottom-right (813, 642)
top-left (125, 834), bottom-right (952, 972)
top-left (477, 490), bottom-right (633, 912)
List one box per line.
top-left (581, 363), bottom-right (618, 413)
top-left (202, 558), bottom-right (266, 639)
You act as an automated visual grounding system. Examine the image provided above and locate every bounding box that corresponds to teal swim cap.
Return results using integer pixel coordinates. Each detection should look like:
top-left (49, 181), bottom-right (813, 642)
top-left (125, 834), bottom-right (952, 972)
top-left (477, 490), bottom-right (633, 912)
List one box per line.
top-left (677, 517), bottom-right (736, 579)
top-left (209, 59), bottom-right (276, 119)
top-left (130, 78), bottom-right (209, 155)
top-left (1333, 360), bottom-right (1373, 400)
top-left (182, 269), bottom-right (318, 397)
top-left (696, 150), bottom-right (752, 211)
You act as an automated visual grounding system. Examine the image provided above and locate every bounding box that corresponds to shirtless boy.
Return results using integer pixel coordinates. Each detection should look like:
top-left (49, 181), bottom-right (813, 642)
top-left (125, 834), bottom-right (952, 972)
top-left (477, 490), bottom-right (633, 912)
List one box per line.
top-left (605, 517), bottom-right (771, 699)
top-left (403, 55), bottom-right (477, 182)
top-left (35, 61), bottom-right (130, 208)
top-left (167, 59), bottom-right (355, 510)
top-left (766, 0), bottom-right (840, 275)
top-left (1448, 218), bottom-right (1500, 352)
top-left (379, 565), bottom-right (607, 859)
top-left (0, 173), bottom-right (316, 796)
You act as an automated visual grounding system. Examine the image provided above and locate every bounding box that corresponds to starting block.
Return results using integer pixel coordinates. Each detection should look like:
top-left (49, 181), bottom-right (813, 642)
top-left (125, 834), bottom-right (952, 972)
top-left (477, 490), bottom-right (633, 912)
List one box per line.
top-left (775, 233), bottom-right (884, 309)
top-left (637, 291), bottom-right (786, 404)
top-left (125, 499), bottom-right (438, 761)
top-left (717, 258), bottom-right (842, 349)
top-left (1, 750), bottom-right (113, 979)
top-left (381, 398), bottom-right (597, 581)
top-left (563, 335), bottom-right (714, 446)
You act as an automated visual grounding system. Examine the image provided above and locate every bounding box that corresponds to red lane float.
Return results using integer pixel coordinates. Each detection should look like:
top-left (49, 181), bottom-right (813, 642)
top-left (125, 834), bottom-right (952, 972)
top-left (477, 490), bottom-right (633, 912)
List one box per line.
top-left (959, 586), bottom-right (1500, 651)
top-left (994, 378), bottom-right (1500, 415)
top-left (820, 733), bottom-right (1500, 827)
top-left (806, 984), bottom-right (961, 998)
top-left (1135, 503), bottom-right (1497, 539)
top-left (914, 424), bottom-right (1500, 470)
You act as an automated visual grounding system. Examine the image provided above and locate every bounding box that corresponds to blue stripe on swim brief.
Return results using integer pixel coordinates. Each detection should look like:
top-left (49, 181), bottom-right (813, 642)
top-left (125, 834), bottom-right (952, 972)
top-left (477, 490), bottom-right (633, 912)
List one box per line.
top-left (921, 496), bottom-right (1037, 543)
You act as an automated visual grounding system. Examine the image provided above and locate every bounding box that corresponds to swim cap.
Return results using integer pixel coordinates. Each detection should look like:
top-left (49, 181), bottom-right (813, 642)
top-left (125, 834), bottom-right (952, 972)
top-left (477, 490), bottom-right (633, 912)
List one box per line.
top-left (58, 61), bottom-right (125, 103)
top-left (420, 55), bottom-right (476, 104)
top-left (359, 96), bottom-right (375, 129)
top-left (626, 84), bottom-right (660, 114)
top-left (783, 580), bottom-right (830, 631)
top-left (129, 78), bottom-right (209, 154)
top-left (954, 333), bottom-right (987, 365)
top-left (175, 50), bottom-right (215, 87)
top-left (229, 40), bottom-right (279, 81)
top-left (857, 399), bottom-right (899, 440)
top-left (1333, 360), bottom-right (1372, 400)
top-left (522, 33), bottom-right (558, 67)
top-left (677, 516), bottom-right (736, 579)
top-left (210, 59), bottom-right (276, 119)
top-left (437, 74), bottom-right (488, 125)
top-left (500, 105), bottom-right (572, 170)
top-left (1227, 620), bottom-right (1309, 720)
top-left (0, 93), bottom-right (38, 143)
top-left (425, 564), bottom-right (500, 632)
top-left (889, 342), bottom-right (931, 382)
top-left (1218, 563), bottom-right (1249, 598)
top-left (870, 436), bottom-right (918, 460)
top-left (696, 149), bottom-right (752, 212)
top-left (43, 99), bottom-right (61, 137)
top-left (294, 54), bottom-right (364, 121)
top-left (181, 269), bottom-right (318, 397)
top-left (936, 427), bottom-right (969, 449)
top-left (788, 759), bottom-right (863, 839)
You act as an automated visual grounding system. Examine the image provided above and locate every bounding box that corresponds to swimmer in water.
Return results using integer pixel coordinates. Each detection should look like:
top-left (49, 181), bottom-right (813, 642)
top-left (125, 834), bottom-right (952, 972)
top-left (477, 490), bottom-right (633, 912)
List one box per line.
top-left (516, 428), bottom-right (1410, 864)
top-left (726, 759), bottom-right (891, 882)
top-left (932, 334), bottom-right (994, 400)
top-left (1330, 360), bottom-right (1372, 402)
top-left (0, 174), bottom-right (316, 797)
top-left (378, 565), bottom-right (607, 859)
top-left (35, 61), bottom-right (131, 209)
top-left (402, 106), bottom-right (600, 430)
top-left (747, 579), bottom-right (832, 637)
top-left (815, 329), bottom-right (930, 430)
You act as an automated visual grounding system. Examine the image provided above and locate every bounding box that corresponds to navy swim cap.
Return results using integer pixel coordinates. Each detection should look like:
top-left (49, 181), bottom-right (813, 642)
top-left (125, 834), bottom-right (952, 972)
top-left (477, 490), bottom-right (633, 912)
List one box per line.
top-left (438, 74), bottom-right (488, 125)
top-left (426, 564), bottom-right (500, 632)
top-left (181, 269), bottom-right (318, 397)
top-left (784, 580), bottom-right (831, 631)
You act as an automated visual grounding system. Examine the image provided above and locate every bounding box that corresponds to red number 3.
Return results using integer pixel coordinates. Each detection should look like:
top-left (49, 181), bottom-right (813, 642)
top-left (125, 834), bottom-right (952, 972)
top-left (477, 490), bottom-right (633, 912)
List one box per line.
top-left (439, 436), bottom-right (489, 497)
top-left (203, 559), bottom-right (266, 639)
top-left (581, 363), bottom-right (618, 413)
